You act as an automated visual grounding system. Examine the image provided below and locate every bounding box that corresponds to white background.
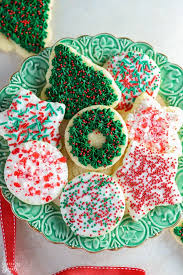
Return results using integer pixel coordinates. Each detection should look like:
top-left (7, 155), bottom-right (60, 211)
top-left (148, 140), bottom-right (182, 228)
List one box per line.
top-left (0, 0), bottom-right (183, 274)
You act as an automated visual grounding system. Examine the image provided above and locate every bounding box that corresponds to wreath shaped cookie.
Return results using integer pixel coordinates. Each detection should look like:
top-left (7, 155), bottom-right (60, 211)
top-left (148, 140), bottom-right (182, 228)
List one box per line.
top-left (65, 105), bottom-right (128, 170)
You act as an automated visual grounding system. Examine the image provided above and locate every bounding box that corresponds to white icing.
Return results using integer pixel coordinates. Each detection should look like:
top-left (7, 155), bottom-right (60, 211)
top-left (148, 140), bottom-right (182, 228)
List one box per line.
top-left (4, 141), bottom-right (68, 205)
top-left (60, 172), bottom-right (125, 237)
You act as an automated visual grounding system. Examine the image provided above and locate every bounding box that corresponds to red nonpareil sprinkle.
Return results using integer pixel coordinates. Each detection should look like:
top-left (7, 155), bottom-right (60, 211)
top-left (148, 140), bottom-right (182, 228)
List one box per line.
top-left (45, 195), bottom-right (52, 202)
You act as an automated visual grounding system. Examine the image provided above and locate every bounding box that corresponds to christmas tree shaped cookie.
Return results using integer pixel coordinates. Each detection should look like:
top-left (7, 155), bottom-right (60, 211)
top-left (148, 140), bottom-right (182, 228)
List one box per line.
top-left (42, 43), bottom-right (122, 119)
top-left (0, 0), bottom-right (53, 57)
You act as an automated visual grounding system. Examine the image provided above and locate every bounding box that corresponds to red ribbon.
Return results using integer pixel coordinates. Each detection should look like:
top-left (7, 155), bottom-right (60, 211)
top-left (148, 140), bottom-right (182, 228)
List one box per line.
top-left (0, 189), bottom-right (145, 275)
top-left (53, 267), bottom-right (145, 275)
top-left (0, 190), bottom-right (18, 275)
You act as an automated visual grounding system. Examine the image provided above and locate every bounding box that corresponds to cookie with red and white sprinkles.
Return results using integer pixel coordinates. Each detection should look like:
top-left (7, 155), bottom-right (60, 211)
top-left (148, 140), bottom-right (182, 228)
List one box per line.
top-left (104, 50), bottom-right (160, 111)
top-left (0, 0), bottom-right (53, 57)
top-left (115, 141), bottom-right (182, 221)
top-left (4, 141), bottom-right (68, 205)
top-left (43, 43), bottom-right (121, 119)
top-left (0, 89), bottom-right (65, 150)
top-left (126, 94), bottom-right (183, 155)
top-left (60, 172), bottom-right (125, 237)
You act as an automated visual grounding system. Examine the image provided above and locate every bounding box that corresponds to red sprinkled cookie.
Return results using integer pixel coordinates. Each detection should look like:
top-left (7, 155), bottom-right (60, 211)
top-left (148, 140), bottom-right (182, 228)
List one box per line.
top-left (4, 140), bottom-right (68, 205)
top-left (115, 141), bottom-right (182, 221)
top-left (126, 94), bottom-right (183, 155)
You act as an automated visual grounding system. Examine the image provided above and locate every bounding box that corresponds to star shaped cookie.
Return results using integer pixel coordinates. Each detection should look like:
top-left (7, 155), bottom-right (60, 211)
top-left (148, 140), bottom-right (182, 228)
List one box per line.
top-left (115, 141), bottom-right (182, 221)
top-left (0, 89), bottom-right (65, 150)
top-left (126, 93), bottom-right (183, 155)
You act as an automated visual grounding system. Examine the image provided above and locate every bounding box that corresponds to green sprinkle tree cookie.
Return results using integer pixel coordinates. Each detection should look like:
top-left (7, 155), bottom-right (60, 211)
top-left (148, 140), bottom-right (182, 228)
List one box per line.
top-left (44, 43), bottom-right (121, 119)
top-left (0, 0), bottom-right (52, 54)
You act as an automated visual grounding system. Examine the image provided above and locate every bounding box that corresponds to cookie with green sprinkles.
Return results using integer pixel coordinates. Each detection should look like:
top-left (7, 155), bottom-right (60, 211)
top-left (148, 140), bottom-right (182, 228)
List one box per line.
top-left (0, 0), bottom-right (53, 57)
top-left (43, 43), bottom-right (121, 119)
top-left (0, 88), bottom-right (65, 150)
top-left (60, 172), bottom-right (125, 237)
top-left (65, 105), bottom-right (128, 170)
top-left (171, 220), bottom-right (183, 246)
top-left (104, 50), bottom-right (160, 111)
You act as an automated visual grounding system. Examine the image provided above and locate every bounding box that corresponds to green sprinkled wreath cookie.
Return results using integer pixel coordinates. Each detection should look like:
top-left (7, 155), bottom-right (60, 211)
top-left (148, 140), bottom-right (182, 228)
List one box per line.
top-left (43, 43), bottom-right (121, 119)
top-left (65, 105), bottom-right (128, 170)
top-left (0, 0), bottom-right (53, 57)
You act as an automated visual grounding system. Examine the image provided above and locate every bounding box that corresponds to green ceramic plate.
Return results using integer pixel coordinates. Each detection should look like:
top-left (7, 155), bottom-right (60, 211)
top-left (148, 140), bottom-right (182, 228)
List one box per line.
top-left (0, 34), bottom-right (183, 252)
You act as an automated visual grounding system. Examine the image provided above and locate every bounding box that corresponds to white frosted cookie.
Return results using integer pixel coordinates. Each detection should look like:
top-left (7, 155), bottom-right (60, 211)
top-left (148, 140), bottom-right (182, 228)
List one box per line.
top-left (125, 93), bottom-right (183, 155)
top-left (42, 42), bottom-right (122, 119)
top-left (104, 50), bottom-right (160, 111)
top-left (114, 141), bottom-right (182, 221)
top-left (0, 89), bottom-right (65, 150)
top-left (65, 105), bottom-right (128, 171)
top-left (0, 0), bottom-right (54, 57)
top-left (4, 141), bottom-right (68, 205)
top-left (60, 172), bottom-right (125, 237)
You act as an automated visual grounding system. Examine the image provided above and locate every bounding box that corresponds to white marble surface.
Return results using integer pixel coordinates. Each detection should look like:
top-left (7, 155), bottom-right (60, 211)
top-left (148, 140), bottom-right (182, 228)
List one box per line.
top-left (0, 0), bottom-right (183, 274)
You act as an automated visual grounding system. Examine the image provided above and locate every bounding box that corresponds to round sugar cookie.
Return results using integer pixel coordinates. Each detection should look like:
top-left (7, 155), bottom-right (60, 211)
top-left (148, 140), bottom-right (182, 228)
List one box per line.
top-left (65, 105), bottom-right (128, 170)
top-left (104, 50), bottom-right (160, 111)
top-left (4, 141), bottom-right (68, 205)
top-left (60, 172), bottom-right (125, 237)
